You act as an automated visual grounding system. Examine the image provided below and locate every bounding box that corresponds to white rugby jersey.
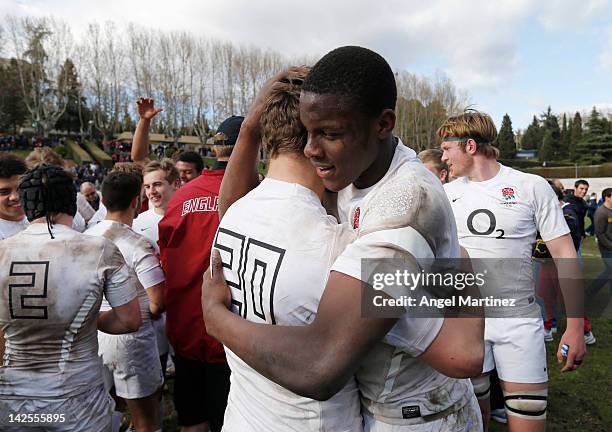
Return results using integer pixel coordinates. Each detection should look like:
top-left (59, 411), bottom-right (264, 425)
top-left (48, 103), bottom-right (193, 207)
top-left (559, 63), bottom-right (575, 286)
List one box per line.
top-left (0, 217), bottom-right (28, 240)
top-left (133, 208), bottom-right (163, 253)
top-left (216, 178), bottom-right (362, 432)
top-left (444, 164), bottom-right (569, 313)
top-left (0, 224), bottom-right (137, 399)
top-left (86, 220), bottom-right (165, 323)
top-left (331, 142), bottom-right (474, 425)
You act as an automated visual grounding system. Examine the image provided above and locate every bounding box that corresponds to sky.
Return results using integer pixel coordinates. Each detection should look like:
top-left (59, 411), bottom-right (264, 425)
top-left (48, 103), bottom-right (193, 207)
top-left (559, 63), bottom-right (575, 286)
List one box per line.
top-left (1, 0), bottom-right (611, 130)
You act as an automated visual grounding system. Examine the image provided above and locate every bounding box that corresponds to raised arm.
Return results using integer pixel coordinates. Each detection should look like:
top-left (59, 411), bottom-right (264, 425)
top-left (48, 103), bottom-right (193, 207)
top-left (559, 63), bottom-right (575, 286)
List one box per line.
top-left (132, 97), bottom-right (162, 166)
top-left (218, 67), bottom-right (310, 219)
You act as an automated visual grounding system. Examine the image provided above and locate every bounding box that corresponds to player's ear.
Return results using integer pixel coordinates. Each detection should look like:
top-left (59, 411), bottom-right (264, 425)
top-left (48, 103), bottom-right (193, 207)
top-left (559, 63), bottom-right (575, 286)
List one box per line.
top-left (130, 195), bottom-right (140, 210)
top-left (465, 138), bottom-right (478, 155)
top-left (376, 109), bottom-right (396, 140)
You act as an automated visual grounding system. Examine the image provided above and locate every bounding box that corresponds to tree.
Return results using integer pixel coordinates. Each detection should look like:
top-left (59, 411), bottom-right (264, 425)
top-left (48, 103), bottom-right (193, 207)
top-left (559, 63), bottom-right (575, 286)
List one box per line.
top-left (575, 107), bottom-right (612, 164)
top-left (495, 113), bottom-right (516, 159)
top-left (539, 130), bottom-right (554, 162)
top-left (0, 59), bottom-right (29, 133)
top-left (55, 58), bottom-right (90, 133)
top-left (570, 112), bottom-right (582, 159)
top-left (6, 16), bottom-right (73, 137)
top-left (559, 113), bottom-right (569, 159)
top-left (540, 106), bottom-right (560, 160)
top-left (520, 116), bottom-right (542, 150)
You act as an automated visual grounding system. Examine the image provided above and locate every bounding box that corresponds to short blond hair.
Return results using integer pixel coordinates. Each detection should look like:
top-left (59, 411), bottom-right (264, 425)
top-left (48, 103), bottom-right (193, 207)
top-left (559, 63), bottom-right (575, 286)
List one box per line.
top-left (143, 158), bottom-right (179, 185)
top-left (25, 147), bottom-right (64, 169)
top-left (437, 110), bottom-right (499, 159)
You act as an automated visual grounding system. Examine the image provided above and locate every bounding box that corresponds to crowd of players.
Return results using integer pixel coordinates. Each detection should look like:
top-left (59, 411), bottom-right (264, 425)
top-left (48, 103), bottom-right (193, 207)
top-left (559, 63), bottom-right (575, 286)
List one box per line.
top-left (0, 46), bottom-right (609, 432)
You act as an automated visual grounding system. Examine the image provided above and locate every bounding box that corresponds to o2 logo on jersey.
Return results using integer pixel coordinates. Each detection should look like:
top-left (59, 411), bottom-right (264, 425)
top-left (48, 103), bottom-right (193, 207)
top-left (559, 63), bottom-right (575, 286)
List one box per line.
top-left (213, 228), bottom-right (285, 324)
top-left (467, 209), bottom-right (505, 239)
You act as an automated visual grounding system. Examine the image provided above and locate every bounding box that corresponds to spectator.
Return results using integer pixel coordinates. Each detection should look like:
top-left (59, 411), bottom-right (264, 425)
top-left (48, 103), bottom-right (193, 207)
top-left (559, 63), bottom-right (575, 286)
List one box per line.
top-left (586, 192), bottom-right (598, 236)
top-left (565, 179), bottom-right (589, 255)
top-left (590, 187), bottom-right (612, 295)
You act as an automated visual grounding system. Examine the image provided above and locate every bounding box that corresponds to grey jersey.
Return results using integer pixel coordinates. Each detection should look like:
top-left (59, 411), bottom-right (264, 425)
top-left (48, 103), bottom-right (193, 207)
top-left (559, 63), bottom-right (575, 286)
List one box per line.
top-left (0, 223), bottom-right (137, 399)
top-left (86, 220), bottom-right (165, 323)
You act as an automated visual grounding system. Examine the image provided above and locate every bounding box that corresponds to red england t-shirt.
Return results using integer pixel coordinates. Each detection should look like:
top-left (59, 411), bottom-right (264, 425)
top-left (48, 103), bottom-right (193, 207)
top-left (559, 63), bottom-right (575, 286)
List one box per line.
top-left (158, 169), bottom-right (226, 363)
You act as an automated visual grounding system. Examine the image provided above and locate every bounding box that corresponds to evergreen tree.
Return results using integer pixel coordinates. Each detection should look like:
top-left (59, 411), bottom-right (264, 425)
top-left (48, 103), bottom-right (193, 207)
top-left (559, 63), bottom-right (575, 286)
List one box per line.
top-left (570, 112), bottom-right (582, 159)
top-left (0, 59), bottom-right (29, 134)
top-left (520, 116), bottom-right (542, 150)
top-left (539, 130), bottom-right (554, 162)
top-left (540, 106), bottom-right (560, 160)
top-left (55, 58), bottom-right (90, 133)
top-left (559, 113), bottom-right (569, 159)
top-left (495, 113), bottom-right (516, 158)
top-left (575, 107), bottom-right (612, 164)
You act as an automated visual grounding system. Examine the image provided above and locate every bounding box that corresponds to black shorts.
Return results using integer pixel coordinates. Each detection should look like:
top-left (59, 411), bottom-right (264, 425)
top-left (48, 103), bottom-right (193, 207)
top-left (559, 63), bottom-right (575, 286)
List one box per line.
top-left (172, 354), bottom-right (231, 430)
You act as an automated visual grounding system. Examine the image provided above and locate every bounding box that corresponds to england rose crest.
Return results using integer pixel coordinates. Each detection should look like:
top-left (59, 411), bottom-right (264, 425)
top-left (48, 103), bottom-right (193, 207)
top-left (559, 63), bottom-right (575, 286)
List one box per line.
top-left (501, 187), bottom-right (515, 201)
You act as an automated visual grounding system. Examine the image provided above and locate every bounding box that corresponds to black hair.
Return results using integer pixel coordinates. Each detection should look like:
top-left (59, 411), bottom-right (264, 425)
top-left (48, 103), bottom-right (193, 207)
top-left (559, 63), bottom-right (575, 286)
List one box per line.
top-left (602, 188), bottom-right (612, 199)
top-left (101, 171), bottom-right (143, 212)
top-left (18, 164), bottom-right (76, 238)
top-left (302, 46), bottom-right (397, 117)
top-left (575, 179), bottom-right (589, 188)
top-left (0, 153), bottom-right (27, 178)
top-left (178, 151), bottom-right (204, 174)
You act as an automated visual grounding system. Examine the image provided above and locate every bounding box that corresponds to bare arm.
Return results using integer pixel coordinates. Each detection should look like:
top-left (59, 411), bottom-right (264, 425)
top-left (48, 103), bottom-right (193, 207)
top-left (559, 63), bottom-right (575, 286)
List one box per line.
top-left (202, 249), bottom-right (483, 400)
top-left (202, 251), bottom-right (396, 400)
top-left (132, 97), bottom-right (162, 166)
top-left (218, 67), bottom-right (310, 219)
top-left (98, 298), bottom-right (142, 334)
top-left (146, 282), bottom-right (164, 320)
top-left (546, 234), bottom-right (586, 371)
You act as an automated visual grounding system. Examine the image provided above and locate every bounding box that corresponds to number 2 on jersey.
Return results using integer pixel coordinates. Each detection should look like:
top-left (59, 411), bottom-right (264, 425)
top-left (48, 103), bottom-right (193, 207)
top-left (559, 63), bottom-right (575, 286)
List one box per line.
top-left (9, 261), bottom-right (49, 319)
top-left (214, 228), bottom-right (286, 324)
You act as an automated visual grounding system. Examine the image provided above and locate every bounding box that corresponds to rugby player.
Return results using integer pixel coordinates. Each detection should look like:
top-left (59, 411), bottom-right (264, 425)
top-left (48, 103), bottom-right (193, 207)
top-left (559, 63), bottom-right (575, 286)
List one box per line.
top-left (418, 149), bottom-right (449, 184)
top-left (209, 71), bottom-right (362, 431)
top-left (175, 151), bottom-right (205, 185)
top-left (439, 111), bottom-right (586, 432)
top-left (0, 153), bottom-right (28, 240)
top-left (0, 164), bottom-right (141, 431)
top-left (204, 47), bottom-right (485, 431)
top-left (86, 171), bottom-right (165, 432)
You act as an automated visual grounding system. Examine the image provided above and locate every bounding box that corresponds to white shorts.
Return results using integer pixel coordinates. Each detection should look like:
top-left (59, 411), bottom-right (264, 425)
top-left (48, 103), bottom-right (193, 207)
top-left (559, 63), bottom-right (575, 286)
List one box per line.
top-left (363, 395), bottom-right (482, 432)
top-left (0, 384), bottom-right (113, 431)
top-left (152, 313), bottom-right (169, 356)
top-left (98, 321), bottom-right (163, 399)
top-left (483, 317), bottom-right (548, 384)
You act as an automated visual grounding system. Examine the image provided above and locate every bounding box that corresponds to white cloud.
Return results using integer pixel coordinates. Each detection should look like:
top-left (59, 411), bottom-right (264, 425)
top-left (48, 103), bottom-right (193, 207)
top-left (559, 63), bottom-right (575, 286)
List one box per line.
top-left (537, 0), bottom-right (610, 32)
top-left (0, 0), bottom-right (535, 93)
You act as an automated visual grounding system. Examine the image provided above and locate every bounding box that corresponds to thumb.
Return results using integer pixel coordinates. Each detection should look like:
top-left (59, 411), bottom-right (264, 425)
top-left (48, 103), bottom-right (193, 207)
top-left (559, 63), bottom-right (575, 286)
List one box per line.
top-left (210, 248), bottom-right (223, 279)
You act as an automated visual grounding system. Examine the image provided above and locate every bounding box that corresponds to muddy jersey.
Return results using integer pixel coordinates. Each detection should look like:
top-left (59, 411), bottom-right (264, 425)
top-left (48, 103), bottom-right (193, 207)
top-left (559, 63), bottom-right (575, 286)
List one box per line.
top-left (216, 178), bottom-right (362, 432)
top-left (332, 142), bottom-right (473, 424)
top-left (0, 224), bottom-right (137, 399)
top-left (86, 220), bottom-right (165, 323)
top-left (133, 209), bottom-right (162, 253)
top-left (0, 217), bottom-right (28, 240)
top-left (444, 164), bottom-right (569, 316)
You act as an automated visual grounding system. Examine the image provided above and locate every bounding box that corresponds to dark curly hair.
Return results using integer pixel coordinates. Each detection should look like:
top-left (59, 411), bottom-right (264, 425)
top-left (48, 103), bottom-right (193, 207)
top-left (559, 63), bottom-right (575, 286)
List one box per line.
top-left (302, 46), bottom-right (397, 118)
top-left (0, 152), bottom-right (27, 178)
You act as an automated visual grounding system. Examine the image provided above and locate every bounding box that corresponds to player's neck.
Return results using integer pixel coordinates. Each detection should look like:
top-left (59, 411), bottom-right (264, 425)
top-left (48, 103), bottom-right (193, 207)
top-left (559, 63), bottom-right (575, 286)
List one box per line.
top-left (31, 213), bottom-right (73, 227)
top-left (267, 154), bottom-right (325, 202)
top-left (106, 211), bottom-right (134, 227)
top-left (153, 206), bottom-right (165, 216)
top-left (466, 157), bottom-right (500, 182)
